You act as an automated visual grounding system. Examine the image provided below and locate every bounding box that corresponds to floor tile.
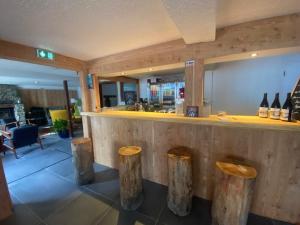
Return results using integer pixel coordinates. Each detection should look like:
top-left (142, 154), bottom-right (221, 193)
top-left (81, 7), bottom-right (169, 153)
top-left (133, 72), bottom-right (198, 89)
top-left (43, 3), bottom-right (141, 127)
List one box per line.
top-left (84, 168), bottom-right (120, 202)
top-left (44, 192), bottom-right (112, 225)
top-left (0, 194), bottom-right (44, 225)
top-left (97, 206), bottom-right (155, 225)
top-left (46, 157), bottom-right (74, 181)
top-left (157, 197), bottom-right (211, 225)
top-left (247, 213), bottom-right (274, 225)
top-left (272, 219), bottom-right (293, 225)
top-left (9, 170), bottom-right (81, 219)
top-left (126, 179), bottom-right (167, 221)
top-left (3, 149), bottom-right (70, 183)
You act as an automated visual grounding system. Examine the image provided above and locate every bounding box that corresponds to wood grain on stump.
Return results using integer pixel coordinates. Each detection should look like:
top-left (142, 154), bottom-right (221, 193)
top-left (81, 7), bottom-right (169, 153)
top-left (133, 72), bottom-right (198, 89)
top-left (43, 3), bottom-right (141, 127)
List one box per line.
top-left (119, 146), bottom-right (143, 211)
top-left (167, 147), bottom-right (193, 216)
top-left (0, 158), bottom-right (12, 221)
top-left (212, 161), bottom-right (257, 225)
top-left (71, 137), bottom-right (95, 185)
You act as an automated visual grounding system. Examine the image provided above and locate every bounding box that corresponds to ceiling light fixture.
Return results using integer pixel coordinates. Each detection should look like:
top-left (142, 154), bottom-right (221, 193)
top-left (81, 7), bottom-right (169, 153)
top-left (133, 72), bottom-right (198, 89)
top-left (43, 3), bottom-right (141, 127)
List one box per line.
top-left (251, 53), bottom-right (257, 57)
top-left (149, 68), bottom-right (153, 71)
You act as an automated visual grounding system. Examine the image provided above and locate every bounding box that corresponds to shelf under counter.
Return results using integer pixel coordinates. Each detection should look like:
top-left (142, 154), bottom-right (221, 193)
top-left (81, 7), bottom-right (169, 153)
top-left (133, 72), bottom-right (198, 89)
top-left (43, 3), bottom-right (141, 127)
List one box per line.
top-left (81, 111), bottom-right (300, 132)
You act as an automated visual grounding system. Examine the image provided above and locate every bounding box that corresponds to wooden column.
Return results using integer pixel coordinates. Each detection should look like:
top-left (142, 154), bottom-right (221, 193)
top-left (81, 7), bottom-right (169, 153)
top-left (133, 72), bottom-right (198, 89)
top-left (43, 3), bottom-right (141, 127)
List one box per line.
top-left (63, 80), bottom-right (73, 138)
top-left (119, 146), bottom-right (143, 211)
top-left (184, 59), bottom-right (204, 116)
top-left (212, 161), bottom-right (257, 225)
top-left (92, 75), bottom-right (101, 112)
top-left (78, 70), bottom-right (91, 112)
top-left (0, 158), bottom-right (12, 221)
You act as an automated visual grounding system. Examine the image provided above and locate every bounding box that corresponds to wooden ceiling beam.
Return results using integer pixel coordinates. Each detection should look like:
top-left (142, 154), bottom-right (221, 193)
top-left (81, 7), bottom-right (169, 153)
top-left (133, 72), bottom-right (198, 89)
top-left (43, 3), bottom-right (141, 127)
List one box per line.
top-left (88, 13), bottom-right (300, 75)
top-left (0, 39), bottom-right (86, 71)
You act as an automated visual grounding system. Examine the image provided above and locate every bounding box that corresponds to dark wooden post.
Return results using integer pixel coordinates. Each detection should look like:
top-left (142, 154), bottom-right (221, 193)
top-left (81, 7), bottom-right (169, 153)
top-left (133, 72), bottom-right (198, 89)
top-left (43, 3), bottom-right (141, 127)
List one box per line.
top-left (63, 80), bottom-right (73, 137)
top-left (0, 158), bottom-right (12, 220)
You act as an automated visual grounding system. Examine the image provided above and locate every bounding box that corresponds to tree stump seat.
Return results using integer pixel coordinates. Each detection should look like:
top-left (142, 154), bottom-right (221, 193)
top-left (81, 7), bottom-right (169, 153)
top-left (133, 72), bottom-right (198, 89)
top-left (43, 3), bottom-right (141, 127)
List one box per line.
top-left (167, 147), bottom-right (193, 216)
top-left (212, 161), bottom-right (257, 225)
top-left (71, 137), bottom-right (95, 185)
top-left (119, 146), bottom-right (143, 211)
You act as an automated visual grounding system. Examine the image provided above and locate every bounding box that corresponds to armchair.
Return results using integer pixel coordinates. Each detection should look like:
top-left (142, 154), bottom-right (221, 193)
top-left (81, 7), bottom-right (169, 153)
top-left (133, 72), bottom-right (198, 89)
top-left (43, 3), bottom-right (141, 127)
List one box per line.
top-left (2, 125), bottom-right (43, 159)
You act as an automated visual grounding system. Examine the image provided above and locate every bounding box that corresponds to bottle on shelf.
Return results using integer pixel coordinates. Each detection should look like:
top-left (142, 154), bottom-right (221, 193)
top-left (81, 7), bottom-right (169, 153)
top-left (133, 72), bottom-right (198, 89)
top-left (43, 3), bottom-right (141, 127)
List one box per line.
top-left (258, 93), bottom-right (269, 118)
top-left (269, 93), bottom-right (281, 120)
top-left (280, 93), bottom-right (293, 122)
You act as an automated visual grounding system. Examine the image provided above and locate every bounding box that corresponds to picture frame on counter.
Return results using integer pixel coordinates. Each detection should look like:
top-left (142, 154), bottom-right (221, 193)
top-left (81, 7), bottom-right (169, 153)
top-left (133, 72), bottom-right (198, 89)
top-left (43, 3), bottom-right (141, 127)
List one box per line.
top-left (186, 106), bottom-right (199, 117)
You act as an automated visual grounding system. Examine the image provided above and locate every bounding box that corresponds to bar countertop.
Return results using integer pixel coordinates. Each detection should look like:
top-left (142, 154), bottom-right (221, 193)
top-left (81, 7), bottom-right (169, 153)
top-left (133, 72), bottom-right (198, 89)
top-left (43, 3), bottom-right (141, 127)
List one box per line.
top-left (81, 111), bottom-right (300, 132)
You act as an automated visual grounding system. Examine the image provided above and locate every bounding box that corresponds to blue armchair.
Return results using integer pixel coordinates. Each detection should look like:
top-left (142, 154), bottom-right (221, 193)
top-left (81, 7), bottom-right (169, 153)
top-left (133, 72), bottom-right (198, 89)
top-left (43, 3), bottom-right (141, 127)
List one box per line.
top-left (2, 125), bottom-right (43, 159)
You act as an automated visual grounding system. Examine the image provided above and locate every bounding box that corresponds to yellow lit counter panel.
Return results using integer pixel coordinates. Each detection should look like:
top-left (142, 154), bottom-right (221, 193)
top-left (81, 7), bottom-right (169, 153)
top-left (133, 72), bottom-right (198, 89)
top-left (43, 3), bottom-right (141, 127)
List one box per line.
top-left (81, 111), bottom-right (300, 132)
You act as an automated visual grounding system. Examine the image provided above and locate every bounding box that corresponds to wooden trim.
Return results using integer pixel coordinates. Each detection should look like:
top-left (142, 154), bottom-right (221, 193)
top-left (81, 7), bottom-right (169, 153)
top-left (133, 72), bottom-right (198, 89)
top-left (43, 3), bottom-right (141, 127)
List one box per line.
top-left (0, 39), bottom-right (86, 71)
top-left (99, 76), bottom-right (138, 84)
top-left (78, 70), bottom-right (91, 112)
top-left (92, 75), bottom-right (101, 112)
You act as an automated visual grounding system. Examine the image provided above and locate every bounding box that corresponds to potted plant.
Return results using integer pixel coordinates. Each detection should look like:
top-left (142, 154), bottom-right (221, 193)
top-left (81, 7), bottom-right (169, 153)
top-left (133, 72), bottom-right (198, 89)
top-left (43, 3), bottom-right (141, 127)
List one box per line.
top-left (53, 119), bottom-right (69, 138)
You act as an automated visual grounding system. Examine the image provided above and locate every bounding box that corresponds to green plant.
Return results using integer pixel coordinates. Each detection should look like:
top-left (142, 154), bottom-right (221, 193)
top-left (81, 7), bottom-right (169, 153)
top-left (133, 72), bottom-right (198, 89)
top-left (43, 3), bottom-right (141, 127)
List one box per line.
top-left (53, 119), bottom-right (68, 133)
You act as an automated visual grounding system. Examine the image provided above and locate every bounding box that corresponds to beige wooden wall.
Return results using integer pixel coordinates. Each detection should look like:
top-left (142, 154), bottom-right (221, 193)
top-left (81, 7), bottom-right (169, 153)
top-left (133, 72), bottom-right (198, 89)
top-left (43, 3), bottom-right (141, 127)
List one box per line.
top-left (19, 88), bottom-right (78, 111)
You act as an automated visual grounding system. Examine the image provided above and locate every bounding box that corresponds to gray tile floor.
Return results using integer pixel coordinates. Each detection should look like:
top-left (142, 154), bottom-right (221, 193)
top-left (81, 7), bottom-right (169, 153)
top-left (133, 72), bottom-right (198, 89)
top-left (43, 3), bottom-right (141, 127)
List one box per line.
top-left (1, 134), bottom-right (292, 225)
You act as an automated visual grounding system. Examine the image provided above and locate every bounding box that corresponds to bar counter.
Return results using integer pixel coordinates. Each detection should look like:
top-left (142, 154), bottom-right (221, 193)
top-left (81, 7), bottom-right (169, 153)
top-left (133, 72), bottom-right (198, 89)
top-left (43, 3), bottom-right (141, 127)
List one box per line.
top-left (82, 111), bottom-right (300, 223)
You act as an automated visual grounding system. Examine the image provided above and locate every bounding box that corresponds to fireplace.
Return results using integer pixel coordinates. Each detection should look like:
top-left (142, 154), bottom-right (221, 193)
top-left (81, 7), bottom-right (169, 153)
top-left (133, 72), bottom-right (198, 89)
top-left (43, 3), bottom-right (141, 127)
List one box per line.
top-left (0, 105), bottom-right (15, 120)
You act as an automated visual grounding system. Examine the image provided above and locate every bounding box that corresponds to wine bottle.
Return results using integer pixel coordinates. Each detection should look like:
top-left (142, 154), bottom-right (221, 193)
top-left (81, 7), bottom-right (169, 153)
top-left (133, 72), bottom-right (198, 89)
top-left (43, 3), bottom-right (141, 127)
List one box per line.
top-left (269, 93), bottom-right (281, 120)
top-left (280, 93), bottom-right (293, 122)
top-left (258, 93), bottom-right (269, 118)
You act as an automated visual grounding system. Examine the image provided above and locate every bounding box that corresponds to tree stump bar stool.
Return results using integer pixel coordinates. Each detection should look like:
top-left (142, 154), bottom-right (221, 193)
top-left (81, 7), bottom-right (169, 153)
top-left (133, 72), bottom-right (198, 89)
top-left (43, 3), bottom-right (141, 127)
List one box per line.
top-left (119, 146), bottom-right (143, 211)
top-left (212, 161), bottom-right (257, 225)
top-left (71, 137), bottom-right (95, 185)
top-left (167, 147), bottom-right (193, 216)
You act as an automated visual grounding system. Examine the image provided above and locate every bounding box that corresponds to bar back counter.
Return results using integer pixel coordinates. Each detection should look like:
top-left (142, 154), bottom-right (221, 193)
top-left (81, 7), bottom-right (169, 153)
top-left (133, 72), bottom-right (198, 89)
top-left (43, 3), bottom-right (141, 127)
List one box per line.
top-left (82, 111), bottom-right (300, 223)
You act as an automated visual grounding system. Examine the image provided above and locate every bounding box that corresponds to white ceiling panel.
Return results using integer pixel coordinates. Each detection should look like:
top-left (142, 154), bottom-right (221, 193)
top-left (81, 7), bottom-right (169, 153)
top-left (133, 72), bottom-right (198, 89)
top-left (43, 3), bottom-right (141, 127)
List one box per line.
top-left (0, 0), bottom-right (299, 60)
top-left (161, 0), bottom-right (216, 43)
top-left (0, 0), bottom-right (181, 60)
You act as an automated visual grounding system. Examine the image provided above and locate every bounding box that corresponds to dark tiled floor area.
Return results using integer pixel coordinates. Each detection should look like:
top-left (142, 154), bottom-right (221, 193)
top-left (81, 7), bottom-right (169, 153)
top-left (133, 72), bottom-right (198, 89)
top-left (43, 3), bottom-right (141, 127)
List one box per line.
top-left (1, 134), bottom-right (292, 225)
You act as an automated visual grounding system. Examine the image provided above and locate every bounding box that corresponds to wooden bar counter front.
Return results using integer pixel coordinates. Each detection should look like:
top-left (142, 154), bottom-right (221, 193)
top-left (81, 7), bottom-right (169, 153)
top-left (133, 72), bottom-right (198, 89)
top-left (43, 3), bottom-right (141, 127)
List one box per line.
top-left (82, 111), bottom-right (300, 224)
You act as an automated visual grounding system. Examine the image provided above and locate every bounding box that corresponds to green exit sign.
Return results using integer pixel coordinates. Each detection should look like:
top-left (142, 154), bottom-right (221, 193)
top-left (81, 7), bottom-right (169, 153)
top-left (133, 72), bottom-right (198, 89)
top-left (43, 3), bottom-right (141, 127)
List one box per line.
top-left (36, 49), bottom-right (55, 60)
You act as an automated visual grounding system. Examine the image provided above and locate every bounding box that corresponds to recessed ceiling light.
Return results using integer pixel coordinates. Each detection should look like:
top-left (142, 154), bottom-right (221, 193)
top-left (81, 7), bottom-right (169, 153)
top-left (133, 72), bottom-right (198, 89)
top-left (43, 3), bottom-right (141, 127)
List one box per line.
top-left (149, 68), bottom-right (153, 71)
top-left (121, 72), bottom-right (126, 75)
top-left (251, 53), bottom-right (257, 57)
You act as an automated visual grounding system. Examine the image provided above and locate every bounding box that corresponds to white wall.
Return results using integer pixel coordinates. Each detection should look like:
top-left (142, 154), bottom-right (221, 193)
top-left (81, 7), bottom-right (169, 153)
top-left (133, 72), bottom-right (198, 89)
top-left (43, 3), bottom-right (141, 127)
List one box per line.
top-left (204, 53), bottom-right (300, 115)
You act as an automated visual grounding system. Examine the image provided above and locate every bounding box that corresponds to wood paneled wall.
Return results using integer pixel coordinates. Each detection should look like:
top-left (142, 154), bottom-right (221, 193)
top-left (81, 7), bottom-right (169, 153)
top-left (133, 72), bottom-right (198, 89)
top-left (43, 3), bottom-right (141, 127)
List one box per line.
top-left (19, 88), bottom-right (78, 111)
top-left (90, 116), bottom-right (300, 224)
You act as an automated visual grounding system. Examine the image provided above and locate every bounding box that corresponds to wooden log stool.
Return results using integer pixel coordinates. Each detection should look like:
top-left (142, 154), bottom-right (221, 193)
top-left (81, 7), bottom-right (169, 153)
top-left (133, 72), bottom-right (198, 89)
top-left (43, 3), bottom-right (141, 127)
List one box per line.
top-left (119, 146), bottom-right (143, 211)
top-left (71, 137), bottom-right (95, 185)
top-left (167, 147), bottom-right (193, 216)
top-left (212, 161), bottom-right (257, 225)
